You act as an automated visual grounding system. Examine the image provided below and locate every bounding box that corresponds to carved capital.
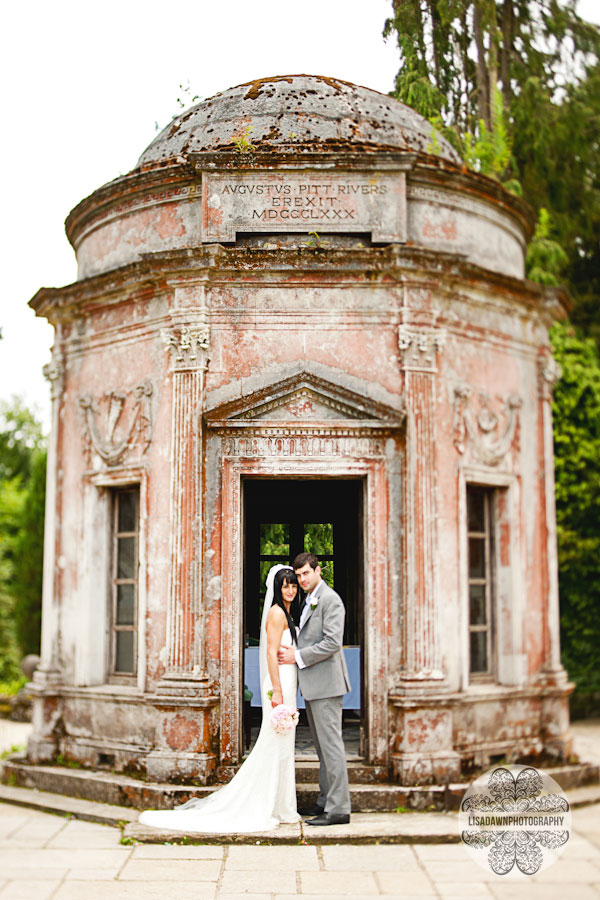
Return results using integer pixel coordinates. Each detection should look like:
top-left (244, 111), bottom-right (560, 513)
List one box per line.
top-left (42, 357), bottom-right (64, 400)
top-left (398, 326), bottom-right (446, 372)
top-left (79, 380), bottom-right (153, 467)
top-left (453, 384), bottom-right (521, 466)
top-left (164, 314), bottom-right (210, 370)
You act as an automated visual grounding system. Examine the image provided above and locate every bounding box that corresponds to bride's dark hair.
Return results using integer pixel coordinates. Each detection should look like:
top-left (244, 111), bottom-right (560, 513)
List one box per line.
top-left (273, 567), bottom-right (300, 645)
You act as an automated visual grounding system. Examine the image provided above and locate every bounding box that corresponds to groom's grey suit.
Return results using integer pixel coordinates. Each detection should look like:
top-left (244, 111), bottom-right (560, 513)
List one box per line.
top-left (297, 581), bottom-right (351, 816)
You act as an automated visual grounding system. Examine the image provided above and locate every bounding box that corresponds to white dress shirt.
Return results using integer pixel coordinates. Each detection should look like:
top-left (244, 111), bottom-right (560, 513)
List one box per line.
top-left (295, 580), bottom-right (323, 669)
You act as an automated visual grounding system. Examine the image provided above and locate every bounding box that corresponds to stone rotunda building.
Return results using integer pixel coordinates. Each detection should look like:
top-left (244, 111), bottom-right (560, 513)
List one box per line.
top-left (29, 74), bottom-right (571, 787)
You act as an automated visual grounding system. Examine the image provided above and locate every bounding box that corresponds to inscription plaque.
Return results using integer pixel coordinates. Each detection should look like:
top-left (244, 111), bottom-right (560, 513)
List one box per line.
top-left (201, 171), bottom-right (407, 243)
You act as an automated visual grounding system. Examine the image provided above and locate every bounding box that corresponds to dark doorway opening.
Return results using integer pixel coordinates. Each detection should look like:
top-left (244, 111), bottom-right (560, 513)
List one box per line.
top-left (242, 478), bottom-right (364, 758)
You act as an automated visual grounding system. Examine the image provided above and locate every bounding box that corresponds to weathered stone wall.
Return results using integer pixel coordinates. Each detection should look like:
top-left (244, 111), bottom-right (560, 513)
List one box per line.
top-left (28, 75), bottom-right (571, 785)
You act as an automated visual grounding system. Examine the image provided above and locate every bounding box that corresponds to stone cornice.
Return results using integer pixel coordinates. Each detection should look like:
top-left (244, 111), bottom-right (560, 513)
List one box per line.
top-left (64, 149), bottom-right (535, 254)
top-left (410, 159), bottom-right (536, 240)
top-left (64, 162), bottom-right (196, 250)
top-left (189, 149), bottom-right (418, 172)
top-left (29, 244), bottom-right (571, 324)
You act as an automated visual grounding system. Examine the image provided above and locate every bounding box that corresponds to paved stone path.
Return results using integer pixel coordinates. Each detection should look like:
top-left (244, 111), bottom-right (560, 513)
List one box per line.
top-left (0, 800), bottom-right (598, 899)
top-left (1, 718), bottom-right (599, 896)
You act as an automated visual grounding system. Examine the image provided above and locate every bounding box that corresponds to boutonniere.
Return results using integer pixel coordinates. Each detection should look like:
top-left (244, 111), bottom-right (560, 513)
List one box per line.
top-left (310, 599), bottom-right (319, 611)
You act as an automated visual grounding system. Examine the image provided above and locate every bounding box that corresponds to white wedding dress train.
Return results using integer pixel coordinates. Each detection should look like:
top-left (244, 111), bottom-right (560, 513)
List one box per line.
top-left (138, 629), bottom-right (300, 834)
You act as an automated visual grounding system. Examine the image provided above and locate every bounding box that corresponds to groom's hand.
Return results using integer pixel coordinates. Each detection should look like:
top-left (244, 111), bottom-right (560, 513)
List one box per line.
top-left (277, 647), bottom-right (296, 665)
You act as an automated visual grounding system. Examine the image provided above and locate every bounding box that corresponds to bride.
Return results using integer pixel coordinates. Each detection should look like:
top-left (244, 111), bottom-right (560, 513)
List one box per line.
top-left (138, 564), bottom-right (301, 833)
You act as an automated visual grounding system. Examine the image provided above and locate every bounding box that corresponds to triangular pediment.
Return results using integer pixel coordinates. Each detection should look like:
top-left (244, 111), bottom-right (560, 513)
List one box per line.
top-left (205, 372), bottom-right (404, 428)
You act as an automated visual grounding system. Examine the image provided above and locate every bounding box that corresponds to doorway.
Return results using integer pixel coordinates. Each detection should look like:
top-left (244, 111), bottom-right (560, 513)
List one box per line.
top-left (242, 478), bottom-right (364, 757)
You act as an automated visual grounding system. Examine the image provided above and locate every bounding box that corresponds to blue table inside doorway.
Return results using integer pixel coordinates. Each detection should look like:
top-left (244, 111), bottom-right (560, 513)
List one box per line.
top-left (243, 646), bottom-right (361, 710)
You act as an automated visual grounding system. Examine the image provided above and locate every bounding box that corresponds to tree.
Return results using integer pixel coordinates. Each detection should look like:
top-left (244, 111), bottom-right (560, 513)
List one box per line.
top-left (11, 448), bottom-right (46, 656)
top-left (0, 477), bottom-right (25, 681)
top-left (0, 397), bottom-right (45, 482)
top-left (0, 398), bottom-right (46, 678)
top-left (384, 5), bottom-right (600, 697)
top-left (384, 2), bottom-right (600, 334)
top-left (384, 1), bottom-right (599, 145)
top-left (550, 323), bottom-right (600, 694)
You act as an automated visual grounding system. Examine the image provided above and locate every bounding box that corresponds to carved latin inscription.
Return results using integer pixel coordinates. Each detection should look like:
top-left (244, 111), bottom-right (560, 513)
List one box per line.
top-left (453, 385), bottom-right (521, 466)
top-left (201, 172), bottom-right (407, 243)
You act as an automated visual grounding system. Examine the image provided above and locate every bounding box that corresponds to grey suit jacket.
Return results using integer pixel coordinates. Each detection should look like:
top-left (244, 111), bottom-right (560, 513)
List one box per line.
top-left (296, 581), bottom-right (351, 702)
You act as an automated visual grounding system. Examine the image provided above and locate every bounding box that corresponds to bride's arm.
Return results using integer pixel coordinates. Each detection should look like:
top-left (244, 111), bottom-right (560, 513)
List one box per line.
top-left (266, 606), bottom-right (286, 707)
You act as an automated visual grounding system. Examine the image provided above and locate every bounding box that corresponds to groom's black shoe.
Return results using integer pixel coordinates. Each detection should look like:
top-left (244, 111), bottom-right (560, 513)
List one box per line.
top-left (297, 803), bottom-right (325, 817)
top-left (305, 813), bottom-right (350, 826)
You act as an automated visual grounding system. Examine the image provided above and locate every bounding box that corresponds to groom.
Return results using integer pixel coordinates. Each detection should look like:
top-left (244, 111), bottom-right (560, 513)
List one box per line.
top-left (277, 551), bottom-right (351, 826)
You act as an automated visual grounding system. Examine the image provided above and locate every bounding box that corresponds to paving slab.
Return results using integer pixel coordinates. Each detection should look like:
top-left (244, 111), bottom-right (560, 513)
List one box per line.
top-left (298, 870), bottom-right (380, 893)
top-left (529, 858), bottom-right (600, 882)
top-left (131, 844), bottom-right (224, 859)
top-left (226, 844), bottom-right (319, 869)
top-left (0, 868), bottom-right (68, 881)
top-left (117, 857), bottom-right (221, 881)
top-left (435, 884), bottom-right (495, 898)
top-left (220, 868), bottom-right (298, 893)
top-left (46, 819), bottom-right (124, 848)
top-left (0, 881), bottom-right (62, 899)
top-left (320, 843), bottom-right (418, 869)
top-left (487, 884), bottom-right (600, 900)
top-left (52, 884), bottom-right (216, 900)
top-left (375, 870), bottom-right (438, 895)
top-left (64, 868), bottom-right (123, 881)
top-left (0, 848), bottom-right (130, 869)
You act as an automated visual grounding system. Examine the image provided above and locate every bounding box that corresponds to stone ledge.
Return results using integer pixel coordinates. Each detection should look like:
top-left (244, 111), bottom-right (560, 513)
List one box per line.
top-left (1, 780), bottom-right (598, 844)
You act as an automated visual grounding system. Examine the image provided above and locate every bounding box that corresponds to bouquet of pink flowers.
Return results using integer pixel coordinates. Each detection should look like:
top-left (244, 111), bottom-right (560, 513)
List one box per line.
top-left (270, 704), bottom-right (299, 734)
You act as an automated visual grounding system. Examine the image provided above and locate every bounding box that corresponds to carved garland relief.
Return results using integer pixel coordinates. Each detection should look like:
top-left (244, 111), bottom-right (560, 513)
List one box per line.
top-left (453, 385), bottom-right (521, 466)
top-left (79, 381), bottom-right (153, 466)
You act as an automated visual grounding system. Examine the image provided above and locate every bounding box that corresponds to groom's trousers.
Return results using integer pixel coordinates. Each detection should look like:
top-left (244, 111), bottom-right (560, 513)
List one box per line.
top-left (305, 695), bottom-right (351, 815)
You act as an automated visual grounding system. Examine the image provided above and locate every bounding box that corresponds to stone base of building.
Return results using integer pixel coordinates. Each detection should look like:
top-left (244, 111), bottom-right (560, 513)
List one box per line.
top-left (391, 750), bottom-right (461, 786)
top-left (27, 682), bottom-right (574, 786)
top-left (27, 735), bottom-right (59, 765)
top-left (28, 685), bottom-right (220, 784)
top-left (389, 682), bottom-right (574, 785)
top-left (145, 750), bottom-right (216, 783)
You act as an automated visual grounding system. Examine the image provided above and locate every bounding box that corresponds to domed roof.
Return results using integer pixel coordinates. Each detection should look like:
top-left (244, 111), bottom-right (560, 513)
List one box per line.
top-left (137, 74), bottom-right (460, 167)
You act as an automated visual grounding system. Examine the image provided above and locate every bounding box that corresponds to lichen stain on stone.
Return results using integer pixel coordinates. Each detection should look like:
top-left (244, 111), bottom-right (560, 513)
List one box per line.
top-left (240, 74), bottom-right (346, 100)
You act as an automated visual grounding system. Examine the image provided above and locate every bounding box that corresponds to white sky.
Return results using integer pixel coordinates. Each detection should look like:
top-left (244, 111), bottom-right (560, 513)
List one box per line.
top-left (1, 0), bottom-right (598, 433)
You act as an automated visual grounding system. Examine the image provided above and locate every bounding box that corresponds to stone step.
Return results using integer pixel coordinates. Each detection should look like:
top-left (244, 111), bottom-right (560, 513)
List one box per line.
top-left (294, 760), bottom-right (390, 784)
top-left (1, 758), bottom-right (214, 810)
top-left (2, 756), bottom-right (598, 814)
top-left (219, 759), bottom-right (390, 784)
top-left (0, 782), bottom-right (139, 827)
top-left (2, 757), bottom-right (454, 811)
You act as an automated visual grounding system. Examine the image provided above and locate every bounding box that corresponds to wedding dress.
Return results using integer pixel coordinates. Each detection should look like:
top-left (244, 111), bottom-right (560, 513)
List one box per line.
top-left (138, 565), bottom-right (300, 833)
